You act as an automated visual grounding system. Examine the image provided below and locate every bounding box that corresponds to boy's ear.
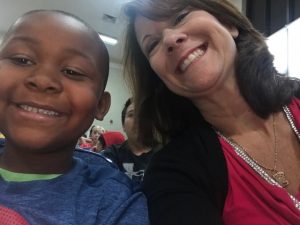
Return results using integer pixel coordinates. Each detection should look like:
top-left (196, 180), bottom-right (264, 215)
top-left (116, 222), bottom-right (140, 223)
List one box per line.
top-left (95, 91), bottom-right (111, 121)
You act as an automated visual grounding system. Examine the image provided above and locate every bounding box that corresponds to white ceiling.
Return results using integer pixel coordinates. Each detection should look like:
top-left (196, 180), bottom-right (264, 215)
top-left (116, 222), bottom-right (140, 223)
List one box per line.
top-left (0, 0), bottom-right (243, 65)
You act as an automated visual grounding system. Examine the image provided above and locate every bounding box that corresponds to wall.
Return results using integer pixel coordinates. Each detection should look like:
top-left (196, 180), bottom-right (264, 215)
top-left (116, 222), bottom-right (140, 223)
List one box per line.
top-left (230, 0), bottom-right (244, 12)
top-left (246, 0), bottom-right (300, 36)
top-left (0, 32), bottom-right (4, 44)
top-left (90, 62), bottom-right (130, 136)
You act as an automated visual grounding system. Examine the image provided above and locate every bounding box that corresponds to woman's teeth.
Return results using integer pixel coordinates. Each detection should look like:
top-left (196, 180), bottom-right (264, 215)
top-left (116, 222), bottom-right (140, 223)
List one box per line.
top-left (180, 48), bottom-right (205, 72)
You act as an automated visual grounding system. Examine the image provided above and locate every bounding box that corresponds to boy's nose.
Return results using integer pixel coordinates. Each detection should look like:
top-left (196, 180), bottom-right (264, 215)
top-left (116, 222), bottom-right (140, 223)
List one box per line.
top-left (162, 29), bottom-right (187, 53)
top-left (24, 67), bottom-right (63, 94)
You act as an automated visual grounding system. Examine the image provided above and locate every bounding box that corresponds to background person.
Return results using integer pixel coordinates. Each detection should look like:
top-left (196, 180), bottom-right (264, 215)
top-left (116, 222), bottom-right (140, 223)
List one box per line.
top-left (79, 125), bottom-right (106, 150)
top-left (101, 98), bottom-right (154, 184)
top-left (96, 130), bottom-right (126, 152)
top-left (123, 0), bottom-right (300, 224)
top-left (0, 132), bottom-right (4, 146)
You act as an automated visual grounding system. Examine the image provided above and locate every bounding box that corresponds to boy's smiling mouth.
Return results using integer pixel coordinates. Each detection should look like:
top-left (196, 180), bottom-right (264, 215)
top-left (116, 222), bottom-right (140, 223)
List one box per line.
top-left (17, 103), bottom-right (61, 117)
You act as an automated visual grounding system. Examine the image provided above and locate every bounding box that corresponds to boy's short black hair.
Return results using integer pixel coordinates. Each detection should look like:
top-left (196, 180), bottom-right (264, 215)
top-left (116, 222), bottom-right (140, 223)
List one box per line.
top-left (121, 98), bottom-right (133, 125)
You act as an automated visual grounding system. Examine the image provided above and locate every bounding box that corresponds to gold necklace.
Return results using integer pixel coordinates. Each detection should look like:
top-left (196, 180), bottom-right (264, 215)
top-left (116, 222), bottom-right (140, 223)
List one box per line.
top-left (221, 115), bottom-right (289, 188)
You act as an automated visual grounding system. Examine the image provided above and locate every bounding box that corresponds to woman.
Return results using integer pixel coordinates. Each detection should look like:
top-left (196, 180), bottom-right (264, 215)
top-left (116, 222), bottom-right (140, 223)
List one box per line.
top-left (123, 0), bottom-right (300, 224)
top-left (79, 125), bottom-right (105, 150)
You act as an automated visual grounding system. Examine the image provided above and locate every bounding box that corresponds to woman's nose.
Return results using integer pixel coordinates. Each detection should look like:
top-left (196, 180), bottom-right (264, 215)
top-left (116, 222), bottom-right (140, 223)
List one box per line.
top-left (24, 67), bottom-right (63, 94)
top-left (162, 29), bottom-right (187, 53)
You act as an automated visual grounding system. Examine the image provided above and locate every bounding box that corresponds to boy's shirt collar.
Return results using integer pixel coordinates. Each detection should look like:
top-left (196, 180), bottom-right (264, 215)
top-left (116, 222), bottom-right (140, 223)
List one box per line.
top-left (0, 168), bottom-right (61, 182)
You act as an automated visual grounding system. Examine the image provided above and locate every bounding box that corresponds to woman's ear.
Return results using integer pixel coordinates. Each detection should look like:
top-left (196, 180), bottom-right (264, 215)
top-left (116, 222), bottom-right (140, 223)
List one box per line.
top-left (95, 91), bottom-right (111, 121)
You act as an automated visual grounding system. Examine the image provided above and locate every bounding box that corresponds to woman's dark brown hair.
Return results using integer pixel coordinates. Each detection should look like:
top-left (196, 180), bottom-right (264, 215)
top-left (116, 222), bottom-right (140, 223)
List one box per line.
top-left (123, 0), bottom-right (300, 145)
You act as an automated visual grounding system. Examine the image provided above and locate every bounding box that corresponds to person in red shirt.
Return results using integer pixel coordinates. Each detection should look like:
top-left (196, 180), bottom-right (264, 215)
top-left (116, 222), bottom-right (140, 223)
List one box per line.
top-left (79, 125), bottom-right (105, 150)
top-left (96, 131), bottom-right (126, 152)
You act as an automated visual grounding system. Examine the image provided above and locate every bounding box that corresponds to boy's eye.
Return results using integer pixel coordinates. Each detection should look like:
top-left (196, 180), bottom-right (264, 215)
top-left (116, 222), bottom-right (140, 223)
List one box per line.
top-left (10, 56), bottom-right (34, 66)
top-left (173, 11), bottom-right (190, 25)
top-left (62, 68), bottom-right (86, 79)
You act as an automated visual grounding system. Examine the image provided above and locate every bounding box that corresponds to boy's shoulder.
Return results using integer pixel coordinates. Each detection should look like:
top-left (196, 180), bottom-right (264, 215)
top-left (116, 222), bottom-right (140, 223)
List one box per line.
top-left (74, 148), bottom-right (123, 175)
top-left (73, 148), bottom-right (136, 189)
top-left (74, 148), bottom-right (115, 166)
top-left (0, 148), bottom-right (149, 225)
top-left (72, 148), bottom-right (149, 224)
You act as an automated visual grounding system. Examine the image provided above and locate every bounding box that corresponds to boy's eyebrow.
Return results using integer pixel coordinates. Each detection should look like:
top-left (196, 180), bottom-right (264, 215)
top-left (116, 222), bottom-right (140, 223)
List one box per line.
top-left (9, 36), bottom-right (39, 45)
top-left (8, 36), bottom-right (96, 64)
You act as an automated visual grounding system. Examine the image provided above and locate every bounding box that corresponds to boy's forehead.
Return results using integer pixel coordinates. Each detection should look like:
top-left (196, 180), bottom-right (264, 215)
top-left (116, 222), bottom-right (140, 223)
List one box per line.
top-left (11, 12), bottom-right (89, 37)
top-left (6, 13), bottom-right (101, 62)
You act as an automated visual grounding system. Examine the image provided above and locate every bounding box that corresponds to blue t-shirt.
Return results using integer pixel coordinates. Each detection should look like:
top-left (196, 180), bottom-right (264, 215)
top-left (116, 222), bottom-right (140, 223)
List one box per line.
top-left (0, 148), bottom-right (149, 225)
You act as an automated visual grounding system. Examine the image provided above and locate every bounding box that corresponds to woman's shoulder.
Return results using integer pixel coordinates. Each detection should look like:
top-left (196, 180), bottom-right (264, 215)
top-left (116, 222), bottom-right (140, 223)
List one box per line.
top-left (143, 122), bottom-right (228, 221)
top-left (160, 123), bottom-right (223, 160)
top-left (146, 123), bottom-right (226, 181)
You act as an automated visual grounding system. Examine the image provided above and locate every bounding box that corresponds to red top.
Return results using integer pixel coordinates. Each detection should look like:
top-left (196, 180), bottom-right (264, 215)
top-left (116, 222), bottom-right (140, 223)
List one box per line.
top-left (101, 131), bottom-right (126, 148)
top-left (79, 142), bottom-right (93, 149)
top-left (221, 98), bottom-right (300, 225)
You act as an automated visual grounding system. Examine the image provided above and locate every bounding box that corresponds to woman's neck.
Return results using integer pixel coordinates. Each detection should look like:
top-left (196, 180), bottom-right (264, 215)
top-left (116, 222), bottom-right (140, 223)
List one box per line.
top-left (191, 87), bottom-right (270, 137)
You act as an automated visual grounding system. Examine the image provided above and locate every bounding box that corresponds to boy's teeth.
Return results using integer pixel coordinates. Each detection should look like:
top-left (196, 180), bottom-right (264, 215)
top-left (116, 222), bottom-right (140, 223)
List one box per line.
top-left (20, 105), bottom-right (59, 116)
top-left (180, 48), bottom-right (205, 72)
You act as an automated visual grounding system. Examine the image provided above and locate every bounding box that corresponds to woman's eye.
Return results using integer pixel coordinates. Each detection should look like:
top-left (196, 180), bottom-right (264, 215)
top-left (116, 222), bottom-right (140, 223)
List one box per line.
top-left (127, 112), bottom-right (134, 118)
top-left (10, 56), bottom-right (33, 66)
top-left (146, 40), bottom-right (159, 55)
top-left (173, 12), bottom-right (189, 25)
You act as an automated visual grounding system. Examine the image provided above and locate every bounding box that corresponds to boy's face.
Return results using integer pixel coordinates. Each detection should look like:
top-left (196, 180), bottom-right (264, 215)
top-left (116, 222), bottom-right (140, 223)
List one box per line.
top-left (0, 12), bottom-right (110, 152)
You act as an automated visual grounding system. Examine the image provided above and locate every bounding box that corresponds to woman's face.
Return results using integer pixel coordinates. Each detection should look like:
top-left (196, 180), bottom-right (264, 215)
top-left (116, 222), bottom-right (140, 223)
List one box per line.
top-left (134, 9), bottom-right (238, 99)
top-left (90, 126), bottom-right (102, 141)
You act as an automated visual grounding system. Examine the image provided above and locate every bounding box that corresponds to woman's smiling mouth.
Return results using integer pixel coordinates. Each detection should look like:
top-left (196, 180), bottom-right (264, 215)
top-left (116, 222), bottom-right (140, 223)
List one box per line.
top-left (178, 42), bottom-right (208, 72)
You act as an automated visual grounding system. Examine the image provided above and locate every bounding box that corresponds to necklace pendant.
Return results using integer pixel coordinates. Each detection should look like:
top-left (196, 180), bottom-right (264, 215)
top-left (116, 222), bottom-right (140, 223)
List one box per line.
top-left (273, 171), bottom-right (289, 188)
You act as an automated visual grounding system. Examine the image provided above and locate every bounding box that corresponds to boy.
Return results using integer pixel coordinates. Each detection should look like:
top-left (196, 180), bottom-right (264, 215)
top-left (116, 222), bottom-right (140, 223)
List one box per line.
top-left (0, 10), bottom-right (148, 225)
